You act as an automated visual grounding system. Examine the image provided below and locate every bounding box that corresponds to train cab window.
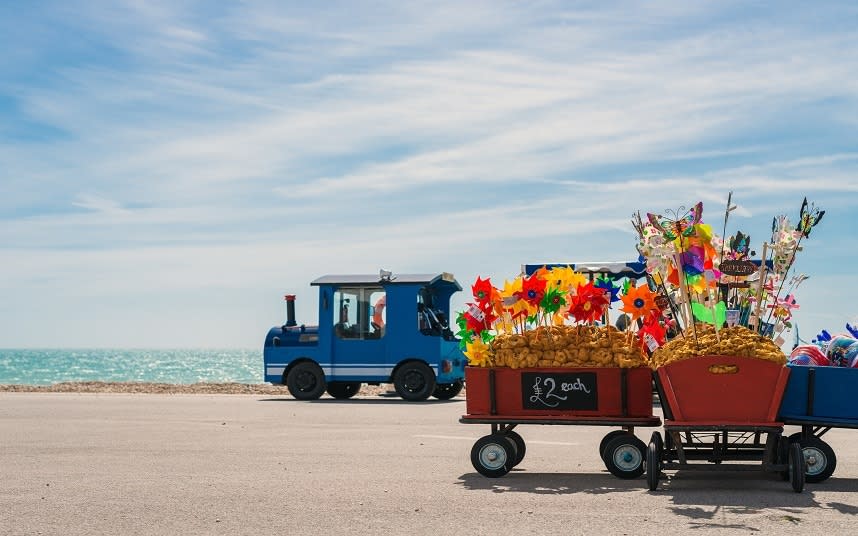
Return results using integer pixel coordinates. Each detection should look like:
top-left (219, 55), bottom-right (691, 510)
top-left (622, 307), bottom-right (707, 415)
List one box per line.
top-left (333, 287), bottom-right (385, 339)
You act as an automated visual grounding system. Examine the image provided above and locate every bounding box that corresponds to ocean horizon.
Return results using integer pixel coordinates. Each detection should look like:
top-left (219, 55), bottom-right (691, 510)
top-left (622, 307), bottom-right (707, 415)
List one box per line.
top-left (0, 348), bottom-right (263, 385)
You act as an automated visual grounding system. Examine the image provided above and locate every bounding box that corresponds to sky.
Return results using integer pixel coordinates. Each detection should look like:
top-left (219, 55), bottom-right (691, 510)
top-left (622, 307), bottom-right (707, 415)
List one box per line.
top-left (1, 1), bottom-right (857, 349)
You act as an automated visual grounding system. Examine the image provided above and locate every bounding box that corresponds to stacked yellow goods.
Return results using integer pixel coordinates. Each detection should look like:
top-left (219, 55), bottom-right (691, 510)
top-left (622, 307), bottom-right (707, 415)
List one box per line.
top-left (650, 324), bottom-right (786, 368)
top-left (490, 325), bottom-right (648, 369)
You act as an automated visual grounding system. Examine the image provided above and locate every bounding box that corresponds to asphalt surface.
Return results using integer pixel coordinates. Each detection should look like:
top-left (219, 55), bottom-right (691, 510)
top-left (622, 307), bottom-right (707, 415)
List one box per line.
top-left (2, 392), bottom-right (857, 535)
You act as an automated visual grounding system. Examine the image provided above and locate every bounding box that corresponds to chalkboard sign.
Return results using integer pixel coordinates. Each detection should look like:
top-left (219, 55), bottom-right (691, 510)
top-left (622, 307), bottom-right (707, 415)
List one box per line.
top-left (521, 372), bottom-right (598, 410)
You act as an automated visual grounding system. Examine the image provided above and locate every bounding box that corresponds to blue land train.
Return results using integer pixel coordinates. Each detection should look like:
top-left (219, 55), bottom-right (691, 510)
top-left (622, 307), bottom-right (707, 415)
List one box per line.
top-left (263, 272), bottom-right (466, 401)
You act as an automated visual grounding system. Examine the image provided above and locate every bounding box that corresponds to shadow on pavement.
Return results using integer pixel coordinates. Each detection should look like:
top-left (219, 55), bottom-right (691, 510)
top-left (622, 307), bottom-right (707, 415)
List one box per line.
top-left (456, 471), bottom-right (645, 495)
top-left (257, 397), bottom-right (463, 405)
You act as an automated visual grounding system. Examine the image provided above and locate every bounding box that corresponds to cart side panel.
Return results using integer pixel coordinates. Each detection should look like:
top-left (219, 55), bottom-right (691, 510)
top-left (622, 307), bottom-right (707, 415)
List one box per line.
top-left (780, 365), bottom-right (858, 421)
top-left (657, 355), bottom-right (789, 424)
top-left (464, 366), bottom-right (653, 418)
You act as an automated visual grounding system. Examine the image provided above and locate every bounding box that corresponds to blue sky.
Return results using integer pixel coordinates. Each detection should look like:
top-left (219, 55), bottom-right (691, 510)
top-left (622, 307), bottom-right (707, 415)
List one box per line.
top-left (1, 1), bottom-right (857, 349)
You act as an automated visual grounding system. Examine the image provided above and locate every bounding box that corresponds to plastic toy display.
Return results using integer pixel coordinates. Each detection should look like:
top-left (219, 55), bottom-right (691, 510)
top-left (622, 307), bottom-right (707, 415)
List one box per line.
top-left (778, 328), bottom-right (858, 482)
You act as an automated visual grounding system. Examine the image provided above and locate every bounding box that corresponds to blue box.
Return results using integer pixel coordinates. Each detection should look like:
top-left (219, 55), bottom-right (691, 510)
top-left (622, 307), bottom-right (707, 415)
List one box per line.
top-left (779, 365), bottom-right (858, 425)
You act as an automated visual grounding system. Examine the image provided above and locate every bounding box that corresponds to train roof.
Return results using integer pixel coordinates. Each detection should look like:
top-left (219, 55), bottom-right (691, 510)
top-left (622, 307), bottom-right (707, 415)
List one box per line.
top-left (311, 272), bottom-right (461, 289)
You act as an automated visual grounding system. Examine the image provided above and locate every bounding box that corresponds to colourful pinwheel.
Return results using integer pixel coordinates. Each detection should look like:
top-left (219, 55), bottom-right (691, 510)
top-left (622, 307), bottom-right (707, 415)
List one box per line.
top-left (568, 282), bottom-right (610, 324)
top-left (638, 311), bottom-right (667, 351)
top-left (464, 338), bottom-right (491, 367)
top-left (471, 276), bottom-right (494, 307)
top-left (518, 273), bottom-right (547, 307)
top-left (620, 284), bottom-right (659, 323)
top-left (594, 275), bottom-right (621, 303)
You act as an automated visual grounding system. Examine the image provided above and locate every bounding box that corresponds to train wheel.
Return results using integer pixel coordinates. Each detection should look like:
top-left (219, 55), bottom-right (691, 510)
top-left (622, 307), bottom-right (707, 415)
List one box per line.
top-left (432, 380), bottom-right (464, 400)
top-left (394, 361), bottom-right (436, 401)
top-left (603, 434), bottom-right (646, 479)
top-left (326, 381), bottom-right (361, 399)
top-left (286, 362), bottom-right (326, 400)
top-left (471, 435), bottom-right (513, 478)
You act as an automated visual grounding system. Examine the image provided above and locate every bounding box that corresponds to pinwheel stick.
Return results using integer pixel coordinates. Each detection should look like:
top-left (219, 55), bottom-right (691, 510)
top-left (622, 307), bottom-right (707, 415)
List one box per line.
top-left (763, 233), bottom-right (804, 330)
top-left (673, 253), bottom-right (698, 346)
top-left (706, 287), bottom-right (721, 343)
top-left (751, 242), bottom-right (769, 333)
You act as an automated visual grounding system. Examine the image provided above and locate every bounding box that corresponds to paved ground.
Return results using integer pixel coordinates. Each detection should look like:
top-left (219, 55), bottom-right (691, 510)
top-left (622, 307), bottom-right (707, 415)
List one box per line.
top-left (2, 393), bottom-right (857, 535)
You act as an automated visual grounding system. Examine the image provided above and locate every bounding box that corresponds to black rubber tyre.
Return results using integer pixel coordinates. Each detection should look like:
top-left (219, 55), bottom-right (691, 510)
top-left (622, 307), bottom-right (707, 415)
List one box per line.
top-left (799, 437), bottom-right (837, 483)
top-left (599, 430), bottom-right (628, 462)
top-left (326, 381), bottom-right (361, 399)
top-left (433, 379), bottom-right (464, 400)
top-left (603, 434), bottom-right (647, 479)
top-left (393, 361), bottom-right (436, 401)
top-left (504, 430), bottom-right (526, 467)
top-left (646, 439), bottom-right (661, 491)
top-left (778, 435), bottom-right (791, 481)
top-left (285, 361), bottom-right (326, 400)
top-left (470, 434), bottom-right (513, 478)
top-left (789, 442), bottom-right (806, 493)
top-left (650, 431), bottom-right (664, 455)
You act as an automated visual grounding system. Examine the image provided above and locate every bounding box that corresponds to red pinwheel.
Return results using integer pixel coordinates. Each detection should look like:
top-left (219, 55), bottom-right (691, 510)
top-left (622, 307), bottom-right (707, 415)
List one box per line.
top-left (568, 282), bottom-right (610, 324)
top-left (463, 303), bottom-right (497, 335)
top-left (471, 276), bottom-right (494, 307)
top-left (517, 274), bottom-right (547, 307)
top-left (638, 311), bottom-right (667, 352)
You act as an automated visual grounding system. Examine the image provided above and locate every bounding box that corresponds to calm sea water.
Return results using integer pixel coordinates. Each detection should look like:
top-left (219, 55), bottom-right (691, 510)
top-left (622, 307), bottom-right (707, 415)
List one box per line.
top-left (0, 349), bottom-right (263, 385)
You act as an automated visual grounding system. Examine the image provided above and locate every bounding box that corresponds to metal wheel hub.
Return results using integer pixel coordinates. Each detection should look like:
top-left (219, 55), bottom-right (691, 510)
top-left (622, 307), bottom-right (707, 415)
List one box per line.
top-left (613, 445), bottom-right (642, 470)
top-left (804, 448), bottom-right (825, 475)
top-left (296, 372), bottom-right (316, 391)
top-left (479, 444), bottom-right (507, 469)
top-left (403, 371), bottom-right (425, 391)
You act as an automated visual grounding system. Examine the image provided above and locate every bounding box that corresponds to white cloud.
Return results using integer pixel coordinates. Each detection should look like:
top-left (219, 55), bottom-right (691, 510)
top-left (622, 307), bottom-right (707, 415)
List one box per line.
top-left (3, 1), bottom-right (858, 347)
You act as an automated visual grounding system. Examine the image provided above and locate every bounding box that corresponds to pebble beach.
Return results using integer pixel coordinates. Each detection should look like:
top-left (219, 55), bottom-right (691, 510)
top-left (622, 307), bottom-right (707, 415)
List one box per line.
top-left (0, 382), bottom-right (465, 397)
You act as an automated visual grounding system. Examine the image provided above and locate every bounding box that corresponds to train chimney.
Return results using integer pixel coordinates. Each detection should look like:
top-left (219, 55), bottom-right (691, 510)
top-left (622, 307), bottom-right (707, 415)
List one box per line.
top-left (284, 294), bottom-right (297, 327)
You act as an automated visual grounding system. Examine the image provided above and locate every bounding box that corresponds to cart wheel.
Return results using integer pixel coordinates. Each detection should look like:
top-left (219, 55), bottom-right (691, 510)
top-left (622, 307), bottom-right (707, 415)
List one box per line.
top-left (646, 433), bottom-right (663, 491)
top-left (325, 381), bottom-right (361, 399)
top-left (799, 437), bottom-right (837, 483)
top-left (286, 361), bottom-right (326, 400)
top-left (471, 435), bottom-right (513, 478)
top-left (789, 442), bottom-right (806, 493)
top-left (650, 430), bottom-right (664, 455)
top-left (504, 430), bottom-right (526, 467)
top-left (603, 434), bottom-right (646, 479)
top-left (777, 435), bottom-right (790, 481)
top-left (598, 430), bottom-right (628, 462)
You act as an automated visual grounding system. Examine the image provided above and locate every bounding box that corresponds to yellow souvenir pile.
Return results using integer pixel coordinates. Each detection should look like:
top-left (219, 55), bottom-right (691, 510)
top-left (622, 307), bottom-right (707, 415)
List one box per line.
top-left (650, 324), bottom-right (786, 368)
top-left (490, 325), bottom-right (648, 369)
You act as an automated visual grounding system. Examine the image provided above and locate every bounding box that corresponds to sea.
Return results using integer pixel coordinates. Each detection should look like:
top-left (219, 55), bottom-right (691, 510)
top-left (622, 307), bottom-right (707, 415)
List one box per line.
top-left (0, 349), bottom-right (263, 385)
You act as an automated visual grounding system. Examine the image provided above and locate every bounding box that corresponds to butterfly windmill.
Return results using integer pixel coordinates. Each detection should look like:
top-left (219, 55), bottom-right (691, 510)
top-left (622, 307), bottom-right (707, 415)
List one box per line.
top-left (646, 202), bottom-right (707, 344)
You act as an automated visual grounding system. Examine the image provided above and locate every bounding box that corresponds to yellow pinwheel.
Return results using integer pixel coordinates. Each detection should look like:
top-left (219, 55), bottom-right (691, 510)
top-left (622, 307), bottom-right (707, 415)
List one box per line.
top-left (464, 338), bottom-right (491, 367)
